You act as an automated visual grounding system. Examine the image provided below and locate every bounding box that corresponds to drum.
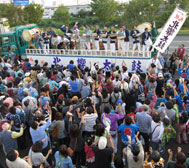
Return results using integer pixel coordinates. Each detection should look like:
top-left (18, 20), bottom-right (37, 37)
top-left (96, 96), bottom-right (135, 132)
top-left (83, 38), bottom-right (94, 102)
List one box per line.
top-left (90, 40), bottom-right (93, 50)
top-left (109, 34), bottom-right (117, 38)
top-left (115, 41), bottom-right (118, 50)
top-left (66, 33), bottom-right (72, 37)
top-left (99, 41), bottom-right (104, 50)
top-left (57, 42), bottom-right (67, 49)
top-left (101, 34), bottom-right (107, 38)
top-left (70, 41), bottom-right (75, 49)
top-left (92, 33), bottom-right (98, 37)
top-left (22, 27), bottom-right (41, 41)
top-left (117, 36), bottom-right (125, 40)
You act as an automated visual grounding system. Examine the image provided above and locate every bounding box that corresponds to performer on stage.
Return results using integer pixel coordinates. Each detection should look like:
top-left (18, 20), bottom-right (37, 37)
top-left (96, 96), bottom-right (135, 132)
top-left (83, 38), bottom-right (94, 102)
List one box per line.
top-left (57, 36), bottom-right (69, 49)
top-left (117, 27), bottom-right (126, 54)
top-left (51, 34), bottom-right (61, 49)
top-left (83, 26), bottom-right (92, 50)
top-left (108, 26), bottom-right (117, 53)
top-left (130, 26), bottom-right (141, 56)
top-left (123, 26), bottom-right (129, 54)
top-left (142, 28), bottom-right (152, 57)
top-left (42, 31), bottom-right (50, 52)
top-left (93, 25), bottom-right (101, 51)
top-left (73, 28), bottom-right (80, 50)
top-left (60, 25), bottom-right (73, 49)
top-left (101, 27), bottom-right (108, 52)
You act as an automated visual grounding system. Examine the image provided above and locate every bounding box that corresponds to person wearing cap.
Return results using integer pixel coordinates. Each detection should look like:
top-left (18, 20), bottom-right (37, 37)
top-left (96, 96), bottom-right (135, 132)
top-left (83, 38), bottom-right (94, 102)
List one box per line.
top-left (156, 73), bottom-right (164, 97)
top-left (0, 122), bottom-right (24, 155)
top-left (92, 134), bottom-right (114, 168)
top-left (165, 83), bottom-right (174, 97)
top-left (48, 76), bottom-right (59, 91)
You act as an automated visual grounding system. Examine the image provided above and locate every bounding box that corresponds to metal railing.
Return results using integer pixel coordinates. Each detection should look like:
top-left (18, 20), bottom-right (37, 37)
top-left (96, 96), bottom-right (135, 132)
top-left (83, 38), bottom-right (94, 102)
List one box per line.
top-left (26, 49), bottom-right (151, 58)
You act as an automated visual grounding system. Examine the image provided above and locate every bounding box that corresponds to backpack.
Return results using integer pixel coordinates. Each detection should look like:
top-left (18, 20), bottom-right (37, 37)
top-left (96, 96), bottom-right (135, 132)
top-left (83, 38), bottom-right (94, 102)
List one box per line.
top-left (8, 114), bottom-right (21, 131)
top-left (111, 93), bottom-right (119, 109)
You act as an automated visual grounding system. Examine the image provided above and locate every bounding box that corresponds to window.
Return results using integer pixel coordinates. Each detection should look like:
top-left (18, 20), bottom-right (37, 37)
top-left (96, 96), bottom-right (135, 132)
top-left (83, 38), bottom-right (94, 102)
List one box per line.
top-left (19, 36), bottom-right (25, 47)
top-left (1, 36), bottom-right (9, 45)
top-left (9, 36), bottom-right (15, 43)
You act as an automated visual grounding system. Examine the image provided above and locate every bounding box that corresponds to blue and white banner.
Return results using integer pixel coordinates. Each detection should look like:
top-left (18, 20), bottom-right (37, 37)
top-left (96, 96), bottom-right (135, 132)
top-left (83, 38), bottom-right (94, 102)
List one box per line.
top-left (153, 7), bottom-right (188, 53)
top-left (13, 0), bottom-right (29, 6)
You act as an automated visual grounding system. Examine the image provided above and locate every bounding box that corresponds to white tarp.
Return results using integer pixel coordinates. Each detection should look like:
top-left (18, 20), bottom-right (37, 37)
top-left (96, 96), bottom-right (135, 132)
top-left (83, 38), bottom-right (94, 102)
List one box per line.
top-left (153, 7), bottom-right (188, 52)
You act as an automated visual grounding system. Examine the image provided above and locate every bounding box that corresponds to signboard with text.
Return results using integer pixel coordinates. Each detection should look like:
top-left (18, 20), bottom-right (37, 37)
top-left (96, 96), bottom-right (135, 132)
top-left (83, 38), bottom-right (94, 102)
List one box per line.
top-left (153, 7), bottom-right (188, 53)
top-left (13, 0), bottom-right (29, 6)
top-left (26, 54), bottom-right (151, 73)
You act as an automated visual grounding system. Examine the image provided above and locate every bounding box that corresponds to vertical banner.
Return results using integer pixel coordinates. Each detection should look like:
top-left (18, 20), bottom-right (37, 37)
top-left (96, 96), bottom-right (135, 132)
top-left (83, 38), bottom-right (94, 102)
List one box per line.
top-left (13, 0), bottom-right (29, 6)
top-left (153, 7), bottom-right (188, 53)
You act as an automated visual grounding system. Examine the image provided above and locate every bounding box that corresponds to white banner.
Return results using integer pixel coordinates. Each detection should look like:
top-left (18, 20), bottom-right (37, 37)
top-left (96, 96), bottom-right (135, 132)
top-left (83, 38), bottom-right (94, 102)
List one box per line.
top-left (26, 54), bottom-right (151, 72)
top-left (153, 7), bottom-right (188, 53)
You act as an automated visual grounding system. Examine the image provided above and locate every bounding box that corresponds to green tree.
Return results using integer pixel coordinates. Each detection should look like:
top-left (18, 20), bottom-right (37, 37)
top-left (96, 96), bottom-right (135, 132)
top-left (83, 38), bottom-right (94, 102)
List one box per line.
top-left (91, 0), bottom-right (118, 26)
top-left (6, 4), bottom-right (24, 27)
top-left (24, 4), bottom-right (44, 24)
top-left (122, 0), bottom-right (164, 29)
top-left (0, 4), bottom-right (9, 18)
top-left (52, 6), bottom-right (71, 25)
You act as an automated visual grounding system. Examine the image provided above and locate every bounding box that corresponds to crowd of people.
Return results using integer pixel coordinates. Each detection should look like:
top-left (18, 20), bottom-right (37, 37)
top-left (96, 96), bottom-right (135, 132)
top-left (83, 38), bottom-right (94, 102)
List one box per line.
top-left (35, 22), bottom-right (155, 56)
top-left (0, 42), bottom-right (188, 168)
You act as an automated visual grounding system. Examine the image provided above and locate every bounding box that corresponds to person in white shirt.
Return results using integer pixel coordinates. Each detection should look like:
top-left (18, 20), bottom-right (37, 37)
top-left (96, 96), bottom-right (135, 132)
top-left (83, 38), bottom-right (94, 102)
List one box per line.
top-left (146, 52), bottom-right (162, 73)
top-left (84, 104), bottom-right (98, 135)
top-left (117, 27), bottom-right (126, 54)
top-left (6, 150), bottom-right (32, 168)
top-left (51, 34), bottom-right (61, 49)
top-left (113, 75), bottom-right (121, 89)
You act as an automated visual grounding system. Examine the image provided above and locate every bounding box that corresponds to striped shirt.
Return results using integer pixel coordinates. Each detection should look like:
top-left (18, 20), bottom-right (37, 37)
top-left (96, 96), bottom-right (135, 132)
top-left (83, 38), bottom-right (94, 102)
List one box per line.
top-left (84, 113), bottom-right (98, 132)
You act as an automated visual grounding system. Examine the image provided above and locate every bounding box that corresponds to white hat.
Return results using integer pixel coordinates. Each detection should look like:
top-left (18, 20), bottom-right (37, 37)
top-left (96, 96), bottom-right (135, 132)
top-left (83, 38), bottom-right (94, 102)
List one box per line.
top-left (158, 73), bottom-right (163, 77)
top-left (25, 72), bottom-right (31, 77)
top-left (2, 123), bottom-right (9, 131)
top-left (0, 95), bottom-right (5, 101)
top-left (98, 136), bottom-right (107, 150)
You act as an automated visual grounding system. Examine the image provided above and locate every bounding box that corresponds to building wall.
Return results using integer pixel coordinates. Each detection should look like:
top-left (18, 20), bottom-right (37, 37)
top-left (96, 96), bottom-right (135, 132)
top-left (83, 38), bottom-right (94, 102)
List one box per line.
top-left (42, 5), bottom-right (92, 19)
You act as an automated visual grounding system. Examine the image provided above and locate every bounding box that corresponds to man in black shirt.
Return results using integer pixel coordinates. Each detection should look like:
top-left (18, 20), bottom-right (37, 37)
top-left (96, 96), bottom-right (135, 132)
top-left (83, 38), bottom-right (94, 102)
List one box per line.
top-left (92, 134), bottom-right (114, 168)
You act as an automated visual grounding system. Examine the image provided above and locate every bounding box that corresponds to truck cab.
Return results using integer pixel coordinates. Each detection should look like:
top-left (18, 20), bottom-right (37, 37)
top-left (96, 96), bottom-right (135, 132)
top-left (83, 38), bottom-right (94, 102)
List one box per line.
top-left (0, 24), bottom-right (38, 57)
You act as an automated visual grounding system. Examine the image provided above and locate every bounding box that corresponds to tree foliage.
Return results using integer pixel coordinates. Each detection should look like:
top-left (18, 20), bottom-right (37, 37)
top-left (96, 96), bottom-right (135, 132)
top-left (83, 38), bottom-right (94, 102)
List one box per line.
top-left (52, 6), bottom-right (71, 25)
top-left (23, 4), bottom-right (44, 24)
top-left (5, 4), bottom-right (24, 27)
top-left (91, 0), bottom-right (118, 26)
top-left (121, 0), bottom-right (164, 29)
top-left (0, 3), bottom-right (43, 27)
